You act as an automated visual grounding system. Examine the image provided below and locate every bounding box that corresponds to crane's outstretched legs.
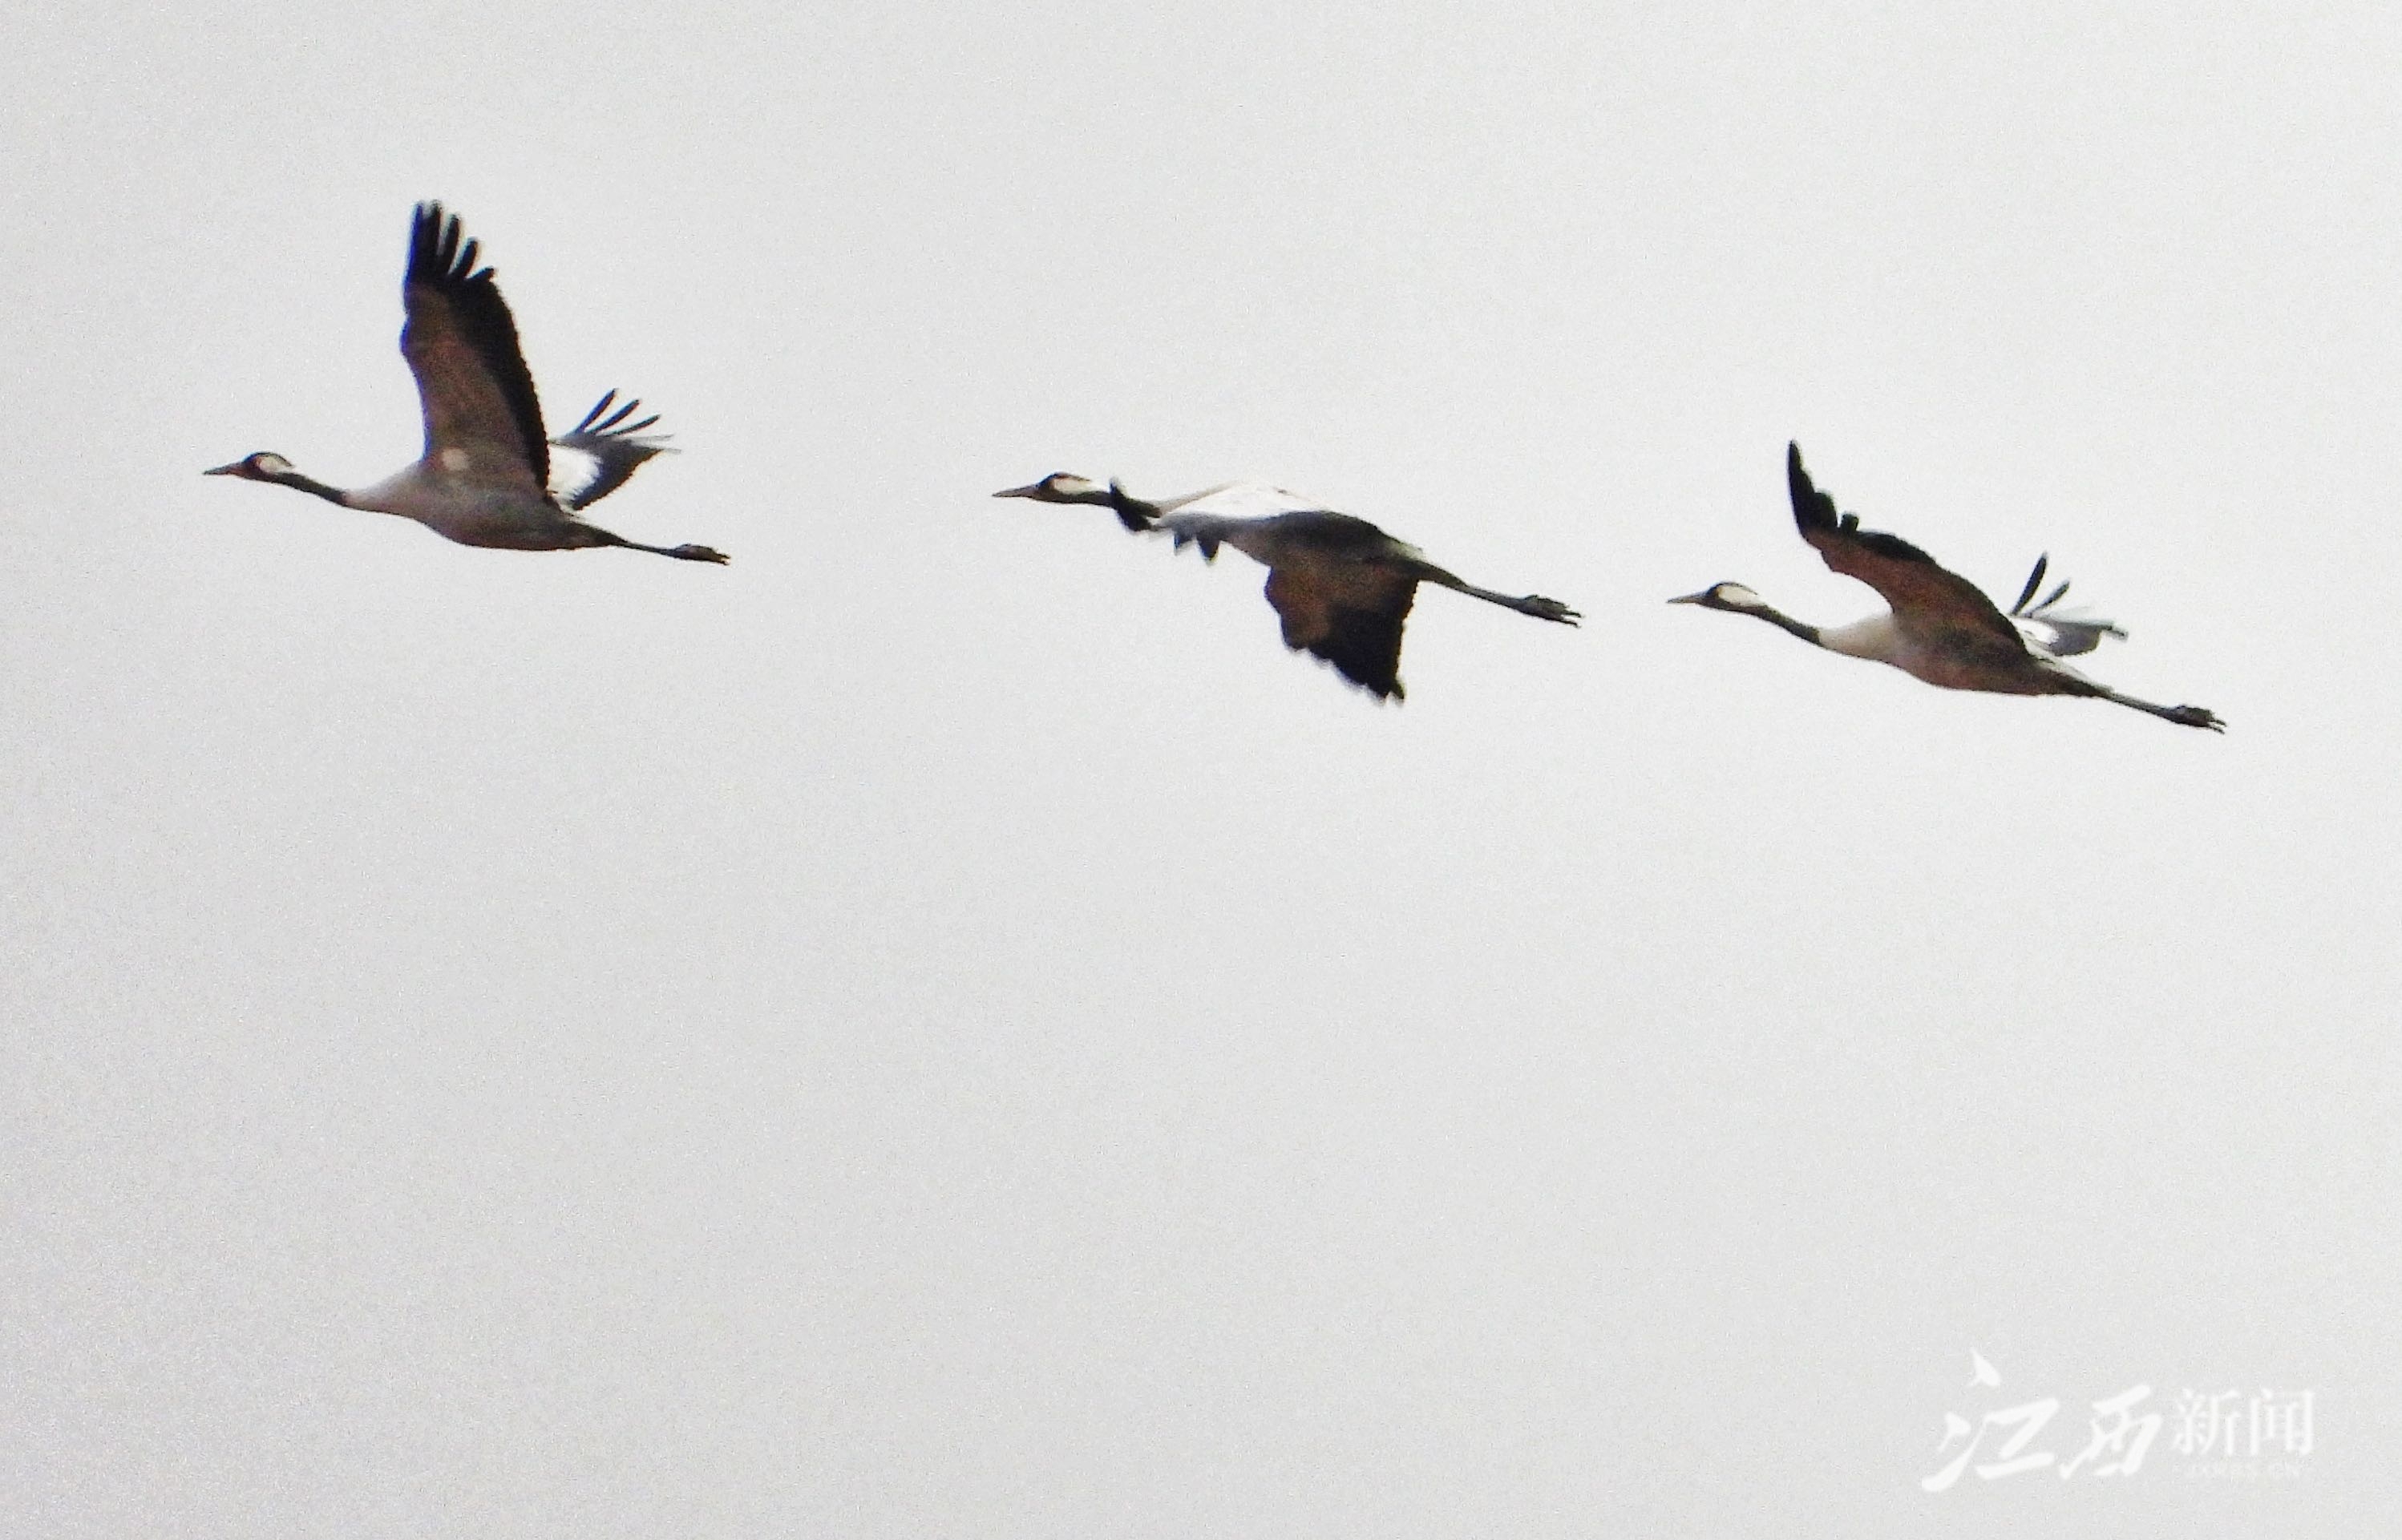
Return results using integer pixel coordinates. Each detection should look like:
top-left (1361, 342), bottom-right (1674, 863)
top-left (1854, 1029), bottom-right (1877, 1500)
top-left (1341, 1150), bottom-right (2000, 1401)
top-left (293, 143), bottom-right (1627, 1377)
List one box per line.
top-left (592, 528), bottom-right (730, 564)
top-left (2098, 690), bottom-right (2224, 731)
top-left (1417, 567), bottom-right (1579, 624)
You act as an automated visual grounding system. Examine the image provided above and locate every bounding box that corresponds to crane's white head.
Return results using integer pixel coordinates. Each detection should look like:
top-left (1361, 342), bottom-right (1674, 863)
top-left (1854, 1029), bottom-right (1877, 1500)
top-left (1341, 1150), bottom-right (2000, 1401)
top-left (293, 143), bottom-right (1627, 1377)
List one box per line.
top-left (204, 452), bottom-right (296, 481)
top-left (993, 472), bottom-right (1105, 503)
top-left (1668, 581), bottom-right (1768, 614)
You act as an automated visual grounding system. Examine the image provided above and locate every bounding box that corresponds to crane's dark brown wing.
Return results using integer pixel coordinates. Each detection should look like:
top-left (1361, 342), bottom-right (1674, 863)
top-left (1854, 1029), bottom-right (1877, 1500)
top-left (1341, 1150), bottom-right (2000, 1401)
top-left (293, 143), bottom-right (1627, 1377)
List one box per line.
top-left (1261, 558), bottom-right (1417, 700)
top-left (1787, 441), bottom-right (2028, 658)
top-left (400, 203), bottom-right (549, 494)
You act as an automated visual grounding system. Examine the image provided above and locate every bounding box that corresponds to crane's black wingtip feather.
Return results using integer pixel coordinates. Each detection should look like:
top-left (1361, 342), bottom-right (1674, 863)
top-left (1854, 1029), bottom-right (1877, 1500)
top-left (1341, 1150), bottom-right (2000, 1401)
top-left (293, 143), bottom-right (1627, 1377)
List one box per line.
top-left (407, 202), bottom-right (443, 284)
top-left (1327, 660), bottom-right (1405, 701)
top-left (571, 390), bottom-right (621, 434)
top-left (2012, 555), bottom-right (2050, 615)
top-left (1303, 604), bottom-right (1412, 701)
top-left (552, 391), bottom-right (677, 510)
top-left (405, 200), bottom-right (495, 289)
top-left (1786, 441), bottom-right (1839, 537)
top-left (568, 391), bottom-right (665, 440)
top-left (1105, 480), bottom-right (1155, 533)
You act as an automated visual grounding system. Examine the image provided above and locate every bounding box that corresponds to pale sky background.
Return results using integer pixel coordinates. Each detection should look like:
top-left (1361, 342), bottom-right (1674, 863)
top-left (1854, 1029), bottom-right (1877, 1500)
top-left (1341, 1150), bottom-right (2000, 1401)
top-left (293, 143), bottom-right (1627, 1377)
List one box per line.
top-left (2, 1), bottom-right (2394, 1534)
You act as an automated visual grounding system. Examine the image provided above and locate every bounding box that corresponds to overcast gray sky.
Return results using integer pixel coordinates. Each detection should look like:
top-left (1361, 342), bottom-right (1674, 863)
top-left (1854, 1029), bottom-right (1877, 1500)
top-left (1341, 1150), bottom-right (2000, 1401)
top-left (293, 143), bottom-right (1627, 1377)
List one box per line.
top-left (2, 1), bottom-right (2393, 1534)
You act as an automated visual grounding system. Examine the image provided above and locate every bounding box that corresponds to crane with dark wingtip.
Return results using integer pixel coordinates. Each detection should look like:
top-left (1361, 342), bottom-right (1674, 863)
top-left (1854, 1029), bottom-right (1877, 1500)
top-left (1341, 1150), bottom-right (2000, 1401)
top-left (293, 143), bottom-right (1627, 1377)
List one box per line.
top-left (1670, 443), bottom-right (2222, 730)
top-left (207, 203), bottom-right (726, 564)
top-left (995, 472), bottom-right (1578, 700)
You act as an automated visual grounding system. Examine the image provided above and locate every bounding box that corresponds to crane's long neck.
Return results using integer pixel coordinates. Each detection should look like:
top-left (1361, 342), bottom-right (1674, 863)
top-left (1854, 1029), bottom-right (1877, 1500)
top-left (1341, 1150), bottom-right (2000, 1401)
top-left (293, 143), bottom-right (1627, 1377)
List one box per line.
top-left (1086, 481), bottom-right (1231, 527)
top-left (1741, 604), bottom-right (1825, 648)
top-left (262, 467), bottom-right (356, 507)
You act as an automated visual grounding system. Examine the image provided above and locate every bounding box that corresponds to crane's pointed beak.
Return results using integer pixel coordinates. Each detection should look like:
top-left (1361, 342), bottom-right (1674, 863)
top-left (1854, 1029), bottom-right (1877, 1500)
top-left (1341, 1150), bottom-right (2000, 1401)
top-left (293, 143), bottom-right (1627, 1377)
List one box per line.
top-left (203, 462), bottom-right (245, 476)
top-left (992, 481), bottom-right (1046, 499)
top-left (1666, 590), bottom-right (1709, 605)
